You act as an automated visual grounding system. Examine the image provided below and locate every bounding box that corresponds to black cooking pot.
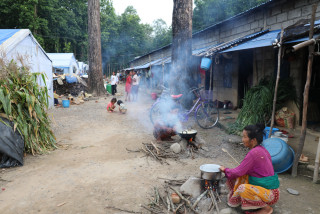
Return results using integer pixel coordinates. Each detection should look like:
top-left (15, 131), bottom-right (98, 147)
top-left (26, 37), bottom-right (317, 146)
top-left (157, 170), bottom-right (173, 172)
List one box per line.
top-left (178, 129), bottom-right (197, 140)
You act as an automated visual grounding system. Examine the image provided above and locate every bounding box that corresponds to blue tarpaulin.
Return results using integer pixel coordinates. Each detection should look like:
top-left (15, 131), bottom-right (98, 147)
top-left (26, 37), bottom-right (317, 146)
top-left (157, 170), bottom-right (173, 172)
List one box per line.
top-left (65, 75), bottom-right (78, 83)
top-left (0, 29), bottom-right (20, 45)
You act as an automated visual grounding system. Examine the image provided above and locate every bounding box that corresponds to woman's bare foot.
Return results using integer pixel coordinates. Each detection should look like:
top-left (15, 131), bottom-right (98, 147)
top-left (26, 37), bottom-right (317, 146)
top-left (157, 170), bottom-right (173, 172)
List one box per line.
top-left (256, 206), bottom-right (273, 214)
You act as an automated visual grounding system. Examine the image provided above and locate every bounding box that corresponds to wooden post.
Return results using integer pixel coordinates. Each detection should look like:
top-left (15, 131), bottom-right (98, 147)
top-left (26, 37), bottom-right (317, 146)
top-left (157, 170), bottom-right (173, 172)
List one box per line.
top-left (149, 55), bottom-right (152, 89)
top-left (292, 4), bottom-right (318, 177)
top-left (268, 28), bottom-right (284, 138)
top-left (313, 137), bottom-right (320, 183)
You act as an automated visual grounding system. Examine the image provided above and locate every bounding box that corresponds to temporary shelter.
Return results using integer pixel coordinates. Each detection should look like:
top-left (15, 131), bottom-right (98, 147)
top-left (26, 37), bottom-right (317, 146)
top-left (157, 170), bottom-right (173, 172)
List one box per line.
top-left (47, 53), bottom-right (79, 75)
top-left (77, 61), bottom-right (88, 75)
top-left (0, 29), bottom-right (54, 108)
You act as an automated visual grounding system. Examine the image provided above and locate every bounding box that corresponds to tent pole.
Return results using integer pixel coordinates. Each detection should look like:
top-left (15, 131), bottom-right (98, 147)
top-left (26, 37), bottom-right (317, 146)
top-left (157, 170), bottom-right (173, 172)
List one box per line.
top-left (292, 3), bottom-right (318, 177)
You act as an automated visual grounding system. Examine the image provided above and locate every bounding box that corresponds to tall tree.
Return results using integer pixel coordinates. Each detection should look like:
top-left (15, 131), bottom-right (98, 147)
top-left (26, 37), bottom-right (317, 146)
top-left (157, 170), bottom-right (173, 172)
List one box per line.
top-left (151, 19), bottom-right (172, 49)
top-left (88, 0), bottom-right (104, 95)
top-left (171, 0), bottom-right (193, 94)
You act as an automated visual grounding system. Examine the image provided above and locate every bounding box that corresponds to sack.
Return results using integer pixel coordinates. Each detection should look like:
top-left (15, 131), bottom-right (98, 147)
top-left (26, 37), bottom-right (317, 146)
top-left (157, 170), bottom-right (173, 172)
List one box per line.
top-left (275, 107), bottom-right (295, 129)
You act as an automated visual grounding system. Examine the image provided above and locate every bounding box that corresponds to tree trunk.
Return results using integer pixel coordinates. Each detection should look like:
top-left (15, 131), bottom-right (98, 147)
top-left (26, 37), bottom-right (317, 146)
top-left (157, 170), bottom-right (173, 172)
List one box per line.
top-left (171, 0), bottom-right (193, 95)
top-left (88, 0), bottom-right (105, 96)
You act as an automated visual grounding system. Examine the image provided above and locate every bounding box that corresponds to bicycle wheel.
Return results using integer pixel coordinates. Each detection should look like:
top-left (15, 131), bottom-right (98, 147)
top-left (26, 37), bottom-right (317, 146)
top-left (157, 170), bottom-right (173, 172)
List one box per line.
top-left (195, 101), bottom-right (219, 129)
top-left (149, 101), bottom-right (163, 124)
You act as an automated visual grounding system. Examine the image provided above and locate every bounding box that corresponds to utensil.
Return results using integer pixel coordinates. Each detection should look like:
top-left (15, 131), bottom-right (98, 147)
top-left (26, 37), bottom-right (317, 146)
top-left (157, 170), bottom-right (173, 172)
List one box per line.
top-left (178, 129), bottom-right (197, 140)
top-left (200, 164), bottom-right (222, 180)
top-left (262, 138), bottom-right (295, 173)
top-left (222, 148), bottom-right (240, 165)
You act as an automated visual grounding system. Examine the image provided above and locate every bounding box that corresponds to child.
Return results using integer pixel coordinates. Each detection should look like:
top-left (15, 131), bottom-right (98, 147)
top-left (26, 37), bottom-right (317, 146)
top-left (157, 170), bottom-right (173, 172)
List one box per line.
top-left (53, 90), bottom-right (61, 106)
top-left (107, 98), bottom-right (117, 112)
top-left (117, 100), bottom-right (127, 114)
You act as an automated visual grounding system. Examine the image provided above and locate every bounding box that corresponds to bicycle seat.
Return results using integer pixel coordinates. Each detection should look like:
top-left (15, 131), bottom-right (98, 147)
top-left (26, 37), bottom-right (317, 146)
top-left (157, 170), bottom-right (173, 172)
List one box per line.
top-left (171, 94), bottom-right (183, 99)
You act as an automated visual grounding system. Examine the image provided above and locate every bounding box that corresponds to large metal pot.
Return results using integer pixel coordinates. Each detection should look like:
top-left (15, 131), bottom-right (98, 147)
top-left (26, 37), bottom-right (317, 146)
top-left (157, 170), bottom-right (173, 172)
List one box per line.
top-left (178, 129), bottom-right (197, 141)
top-left (200, 164), bottom-right (222, 180)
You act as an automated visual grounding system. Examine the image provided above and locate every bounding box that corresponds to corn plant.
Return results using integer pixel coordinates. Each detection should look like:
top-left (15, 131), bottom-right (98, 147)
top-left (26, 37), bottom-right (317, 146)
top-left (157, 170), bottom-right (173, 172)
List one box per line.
top-left (0, 59), bottom-right (56, 154)
top-left (228, 76), bottom-right (298, 134)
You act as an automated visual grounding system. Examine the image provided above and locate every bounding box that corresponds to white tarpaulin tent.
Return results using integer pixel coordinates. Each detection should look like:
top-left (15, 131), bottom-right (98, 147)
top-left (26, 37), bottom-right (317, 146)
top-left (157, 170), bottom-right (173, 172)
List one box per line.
top-left (47, 53), bottom-right (79, 75)
top-left (0, 29), bottom-right (54, 108)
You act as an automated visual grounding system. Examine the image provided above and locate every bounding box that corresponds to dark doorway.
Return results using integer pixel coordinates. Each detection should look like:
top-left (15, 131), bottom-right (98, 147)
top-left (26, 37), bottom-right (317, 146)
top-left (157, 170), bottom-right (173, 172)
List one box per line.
top-left (306, 54), bottom-right (320, 131)
top-left (238, 50), bottom-right (253, 107)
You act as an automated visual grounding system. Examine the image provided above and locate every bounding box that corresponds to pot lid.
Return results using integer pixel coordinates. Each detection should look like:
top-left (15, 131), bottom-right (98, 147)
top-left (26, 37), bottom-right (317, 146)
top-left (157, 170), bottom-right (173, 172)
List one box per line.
top-left (180, 129), bottom-right (197, 134)
top-left (200, 164), bottom-right (221, 173)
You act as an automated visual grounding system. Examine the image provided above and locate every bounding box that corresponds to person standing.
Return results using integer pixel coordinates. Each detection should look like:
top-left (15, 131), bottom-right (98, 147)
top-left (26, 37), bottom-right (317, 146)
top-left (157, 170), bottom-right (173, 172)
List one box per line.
top-left (132, 71), bottom-right (140, 101)
top-left (110, 72), bottom-right (118, 96)
top-left (116, 71), bottom-right (121, 84)
top-left (125, 71), bottom-right (132, 101)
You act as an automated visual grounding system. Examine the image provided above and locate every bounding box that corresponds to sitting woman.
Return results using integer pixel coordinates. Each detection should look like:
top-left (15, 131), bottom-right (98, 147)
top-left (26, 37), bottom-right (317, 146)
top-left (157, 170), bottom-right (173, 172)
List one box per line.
top-left (219, 124), bottom-right (279, 214)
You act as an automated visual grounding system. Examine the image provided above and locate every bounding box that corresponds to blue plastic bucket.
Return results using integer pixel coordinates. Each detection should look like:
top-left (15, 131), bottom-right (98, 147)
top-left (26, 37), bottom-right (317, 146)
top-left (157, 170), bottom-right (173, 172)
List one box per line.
top-left (200, 57), bottom-right (212, 70)
top-left (62, 100), bottom-right (70, 108)
top-left (262, 138), bottom-right (295, 173)
top-left (263, 127), bottom-right (279, 140)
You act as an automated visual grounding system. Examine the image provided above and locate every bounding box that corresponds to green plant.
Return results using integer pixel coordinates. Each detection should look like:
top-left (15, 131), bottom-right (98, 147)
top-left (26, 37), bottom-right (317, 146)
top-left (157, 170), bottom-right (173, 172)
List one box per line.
top-left (0, 58), bottom-right (56, 155)
top-left (228, 76), bottom-right (297, 134)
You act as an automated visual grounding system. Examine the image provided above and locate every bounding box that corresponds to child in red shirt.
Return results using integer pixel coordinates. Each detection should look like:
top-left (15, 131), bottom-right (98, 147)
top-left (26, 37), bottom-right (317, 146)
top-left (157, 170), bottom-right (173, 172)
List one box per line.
top-left (107, 98), bottom-right (117, 112)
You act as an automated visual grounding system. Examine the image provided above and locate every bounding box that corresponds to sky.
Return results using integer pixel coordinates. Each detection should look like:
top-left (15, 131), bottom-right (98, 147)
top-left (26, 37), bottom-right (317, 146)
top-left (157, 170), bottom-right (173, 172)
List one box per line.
top-left (112, 0), bottom-right (174, 26)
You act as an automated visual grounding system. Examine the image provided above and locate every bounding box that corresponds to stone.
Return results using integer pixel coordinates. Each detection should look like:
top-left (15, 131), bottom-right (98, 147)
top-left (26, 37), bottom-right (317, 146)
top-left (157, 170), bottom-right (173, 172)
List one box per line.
top-left (220, 208), bottom-right (233, 214)
top-left (180, 177), bottom-right (202, 198)
top-left (287, 188), bottom-right (299, 195)
top-left (170, 143), bottom-right (181, 154)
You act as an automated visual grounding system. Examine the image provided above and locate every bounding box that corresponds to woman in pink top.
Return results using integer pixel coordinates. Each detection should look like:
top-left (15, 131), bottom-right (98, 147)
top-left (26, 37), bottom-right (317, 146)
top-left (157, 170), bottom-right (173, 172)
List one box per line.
top-left (220, 124), bottom-right (280, 214)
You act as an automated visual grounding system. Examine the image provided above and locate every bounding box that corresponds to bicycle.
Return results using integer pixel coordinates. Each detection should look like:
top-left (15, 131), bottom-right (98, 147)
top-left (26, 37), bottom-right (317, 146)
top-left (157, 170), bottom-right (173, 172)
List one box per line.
top-left (149, 86), bottom-right (219, 129)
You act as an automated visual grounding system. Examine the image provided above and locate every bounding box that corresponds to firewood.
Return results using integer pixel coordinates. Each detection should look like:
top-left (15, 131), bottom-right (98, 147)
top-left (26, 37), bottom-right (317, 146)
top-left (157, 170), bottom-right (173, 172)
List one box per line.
top-left (169, 187), bottom-right (199, 214)
top-left (192, 190), bottom-right (207, 209)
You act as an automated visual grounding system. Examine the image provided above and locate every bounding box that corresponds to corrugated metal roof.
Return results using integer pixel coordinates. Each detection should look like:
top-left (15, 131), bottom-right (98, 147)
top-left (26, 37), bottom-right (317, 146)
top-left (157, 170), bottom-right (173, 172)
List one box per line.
top-left (133, 58), bottom-right (164, 69)
top-left (197, 29), bottom-right (269, 56)
top-left (0, 29), bottom-right (20, 45)
top-left (222, 30), bottom-right (279, 53)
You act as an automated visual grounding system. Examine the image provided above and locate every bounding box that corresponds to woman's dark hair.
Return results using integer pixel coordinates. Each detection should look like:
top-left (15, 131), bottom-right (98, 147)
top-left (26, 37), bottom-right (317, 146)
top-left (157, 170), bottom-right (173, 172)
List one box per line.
top-left (243, 123), bottom-right (265, 144)
top-left (111, 98), bottom-right (117, 103)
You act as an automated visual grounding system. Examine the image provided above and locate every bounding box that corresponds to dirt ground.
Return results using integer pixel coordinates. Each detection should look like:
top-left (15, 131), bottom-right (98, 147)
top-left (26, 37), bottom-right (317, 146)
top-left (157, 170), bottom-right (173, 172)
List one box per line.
top-left (0, 84), bottom-right (319, 214)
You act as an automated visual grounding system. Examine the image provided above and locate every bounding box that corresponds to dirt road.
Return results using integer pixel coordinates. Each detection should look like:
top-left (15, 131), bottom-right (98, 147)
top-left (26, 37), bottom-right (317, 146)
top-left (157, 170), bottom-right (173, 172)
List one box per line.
top-left (0, 85), bottom-right (319, 214)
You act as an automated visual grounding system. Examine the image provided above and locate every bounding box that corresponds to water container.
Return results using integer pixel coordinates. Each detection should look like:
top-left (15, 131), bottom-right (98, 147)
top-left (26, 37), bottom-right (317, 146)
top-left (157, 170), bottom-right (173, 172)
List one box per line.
top-left (200, 57), bottom-right (212, 70)
top-left (264, 127), bottom-right (279, 140)
top-left (262, 138), bottom-right (295, 173)
top-left (106, 84), bottom-right (112, 94)
top-left (62, 100), bottom-right (70, 108)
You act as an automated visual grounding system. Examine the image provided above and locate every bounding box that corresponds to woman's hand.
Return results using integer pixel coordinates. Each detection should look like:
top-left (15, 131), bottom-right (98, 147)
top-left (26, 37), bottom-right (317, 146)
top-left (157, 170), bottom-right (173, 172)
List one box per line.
top-left (219, 166), bottom-right (226, 172)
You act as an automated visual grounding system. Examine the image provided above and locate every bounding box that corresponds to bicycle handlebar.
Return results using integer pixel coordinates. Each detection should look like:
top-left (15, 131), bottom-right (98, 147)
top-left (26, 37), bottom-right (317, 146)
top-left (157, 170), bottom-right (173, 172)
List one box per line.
top-left (190, 86), bottom-right (204, 93)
